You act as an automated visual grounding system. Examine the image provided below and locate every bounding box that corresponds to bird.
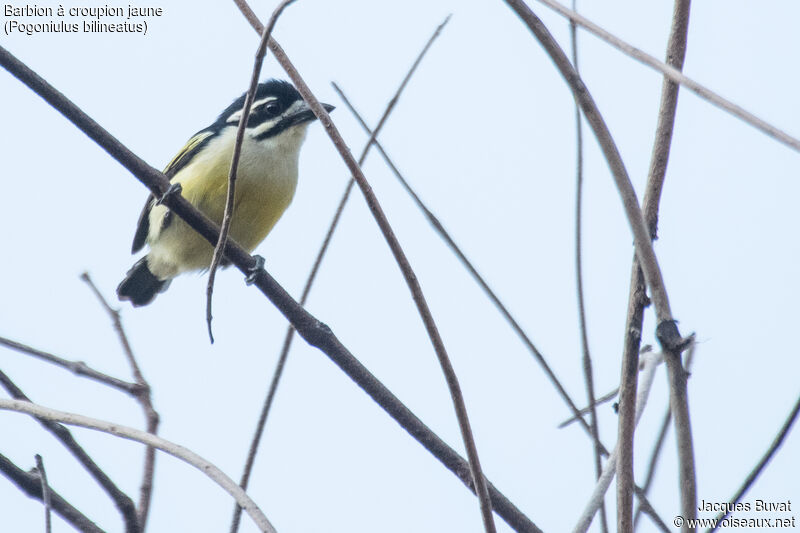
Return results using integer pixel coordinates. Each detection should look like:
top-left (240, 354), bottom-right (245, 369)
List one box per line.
top-left (117, 79), bottom-right (333, 306)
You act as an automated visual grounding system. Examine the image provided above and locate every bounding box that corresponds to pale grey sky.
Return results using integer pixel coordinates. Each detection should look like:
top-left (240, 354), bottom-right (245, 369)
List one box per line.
top-left (1, 1), bottom-right (798, 532)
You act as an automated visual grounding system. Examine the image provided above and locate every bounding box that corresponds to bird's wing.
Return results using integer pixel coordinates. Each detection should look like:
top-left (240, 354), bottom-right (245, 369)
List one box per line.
top-left (130, 129), bottom-right (216, 253)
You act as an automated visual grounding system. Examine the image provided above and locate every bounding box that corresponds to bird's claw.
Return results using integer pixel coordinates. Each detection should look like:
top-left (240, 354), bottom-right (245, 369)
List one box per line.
top-left (246, 255), bottom-right (265, 285)
top-left (157, 183), bottom-right (182, 205)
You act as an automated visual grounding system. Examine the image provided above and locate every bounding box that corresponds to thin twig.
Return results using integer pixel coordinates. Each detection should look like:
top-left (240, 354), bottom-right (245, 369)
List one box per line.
top-left (634, 343), bottom-right (695, 530)
top-left (572, 351), bottom-right (664, 533)
top-left (206, 0), bottom-right (297, 343)
top-left (0, 335), bottom-right (140, 395)
top-left (34, 454), bottom-right (52, 533)
top-left (333, 83), bottom-right (601, 447)
top-left (0, 370), bottom-right (139, 533)
top-left (0, 398), bottom-right (277, 533)
top-left (502, 0), bottom-right (679, 335)
top-left (633, 409), bottom-right (671, 531)
top-left (568, 1), bottom-right (607, 531)
top-left (558, 388), bottom-right (618, 428)
top-left (632, 485), bottom-right (671, 533)
top-left (234, 7), bottom-right (496, 532)
top-left (80, 272), bottom-right (160, 530)
top-left (336, 81), bottom-right (673, 532)
top-left (229, 16), bottom-right (451, 533)
top-left (614, 1), bottom-right (694, 530)
top-left (708, 392), bottom-right (800, 532)
top-left (0, 453), bottom-right (105, 533)
top-left (0, 43), bottom-right (537, 532)
top-left (534, 0), bottom-right (800, 153)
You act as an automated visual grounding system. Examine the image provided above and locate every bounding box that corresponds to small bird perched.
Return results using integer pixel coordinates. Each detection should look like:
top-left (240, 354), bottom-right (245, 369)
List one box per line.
top-left (117, 79), bottom-right (333, 306)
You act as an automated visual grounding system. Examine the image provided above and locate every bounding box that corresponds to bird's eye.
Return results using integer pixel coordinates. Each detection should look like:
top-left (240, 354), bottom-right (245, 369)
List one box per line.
top-left (264, 102), bottom-right (281, 116)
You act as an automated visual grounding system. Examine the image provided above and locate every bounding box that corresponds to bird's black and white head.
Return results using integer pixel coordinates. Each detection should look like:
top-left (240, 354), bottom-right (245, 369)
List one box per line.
top-left (216, 79), bottom-right (334, 142)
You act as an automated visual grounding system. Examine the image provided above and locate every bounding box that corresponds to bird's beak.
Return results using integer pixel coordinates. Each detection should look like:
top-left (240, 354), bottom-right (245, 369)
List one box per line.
top-left (285, 101), bottom-right (335, 128)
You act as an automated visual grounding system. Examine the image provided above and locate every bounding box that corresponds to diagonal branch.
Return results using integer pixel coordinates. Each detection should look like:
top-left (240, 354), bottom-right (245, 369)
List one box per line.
top-left (206, 0), bottom-right (297, 343)
top-left (232, 5), bottom-right (496, 531)
top-left (534, 0), bottom-right (800, 153)
top-left (708, 392), bottom-right (800, 532)
top-left (333, 83), bottom-right (600, 447)
top-left (228, 15), bottom-right (450, 533)
top-left (0, 335), bottom-right (140, 395)
top-left (0, 452), bottom-right (105, 533)
top-left (0, 43), bottom-right (537, 533)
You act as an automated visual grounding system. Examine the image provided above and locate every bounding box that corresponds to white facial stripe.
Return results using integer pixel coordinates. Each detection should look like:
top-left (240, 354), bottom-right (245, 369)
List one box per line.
top-left (285, 99), bottom-right (304, 115)
top-left (249, 117), bottom-right (280, 138)
top-left (252, 96), bottom-right (278, 110)
top-left (225, 96), bottom-right (279, 124)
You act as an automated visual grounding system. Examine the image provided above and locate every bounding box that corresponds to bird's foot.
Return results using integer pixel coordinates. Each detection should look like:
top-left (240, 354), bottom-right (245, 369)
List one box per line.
top-left (157, 183), bottom-right (182, 205)
top-left (246, 255), bottom-right (265, 285)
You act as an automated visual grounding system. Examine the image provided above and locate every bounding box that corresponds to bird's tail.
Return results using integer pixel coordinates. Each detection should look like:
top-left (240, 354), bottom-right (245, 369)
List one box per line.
top-left (117, 257), bottom-right (171, 306)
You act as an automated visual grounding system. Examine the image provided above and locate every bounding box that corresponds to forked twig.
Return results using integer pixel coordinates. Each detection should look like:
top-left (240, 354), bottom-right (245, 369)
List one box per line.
top-left (0, 453), bottom-right (104, 533)
top-left (81, 272), bottom-right (160, 530)
top-left (233, 5), bottom-right (497, 531)
top-left (34, 454), bottom-right (52, 533)
top-left (206, 0), bottom-right (297, 343)
top-left (229, 15), bottom-right (450, 533)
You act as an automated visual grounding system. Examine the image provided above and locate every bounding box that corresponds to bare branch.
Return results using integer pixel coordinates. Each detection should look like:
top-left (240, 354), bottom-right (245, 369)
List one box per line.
top-left (0, 398), bottom-right (277, 533)
top-left (335, 81), bottom-right (673, 532)
top-left (614, 1), bottom-right (694, 529)
top-left (333, 83), bottom-right (602, 448)
top-left (568, 1), bottom-right (607, 531)
top-left (80, 272), bottom-right (160, 530)
top-left (498, 1), bottom-right (694, 528)
top-left (634, 344), bottom-right (695, 530)
top-left (207, 0), bottom-right (297, 343)
top-left (572, 351), bottom-right (664, 533)
top-left (0, 453), bottom-right (105, 533)
top-left (632, 485), bottom-right (671, 533)
top-left (534, 0), bottom-right (800, 153)
top-left (503, 0), bottom-right (678, 331)
top-left (708, 392), bottom-right (800, 531)
top-left (34, 454), bottom-right (52, 533)
top-left (0, 43), bottom-right (536, 532)
top-left (0, 335), bottom-right (139, 395)
top-left (0, 370), bottom-right (139, 533)
top-left (558, 388), bottom-right (618, 429)
top-left (233, 7), bottom-right (496, 531)
top-left (229, 15), bottom-right (450, 533)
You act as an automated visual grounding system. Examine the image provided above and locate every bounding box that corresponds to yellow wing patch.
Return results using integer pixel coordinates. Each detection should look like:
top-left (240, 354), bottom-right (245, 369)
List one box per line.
top-left (162, 130), bottom-right (215, 178)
